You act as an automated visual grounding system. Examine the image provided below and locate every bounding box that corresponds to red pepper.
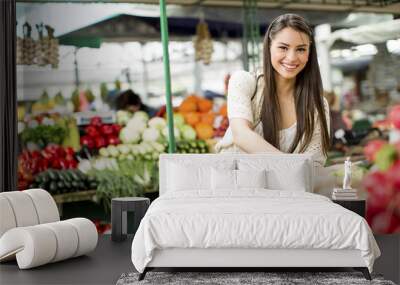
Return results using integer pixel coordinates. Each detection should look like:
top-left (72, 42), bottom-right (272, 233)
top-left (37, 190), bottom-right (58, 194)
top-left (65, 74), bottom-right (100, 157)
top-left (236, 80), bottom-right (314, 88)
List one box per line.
top-left (80, 136), bottom-right (95, 149)
top-left (111, 124), bottom-right (122, 135)
top-left (100, 124), bottom-right (114, 136)
top-left (95, 136), bottom-right (107, 149)
top-left (90, 116), bottom-right (103, 128)
top-left (85, 125), bottom-right (100, 138)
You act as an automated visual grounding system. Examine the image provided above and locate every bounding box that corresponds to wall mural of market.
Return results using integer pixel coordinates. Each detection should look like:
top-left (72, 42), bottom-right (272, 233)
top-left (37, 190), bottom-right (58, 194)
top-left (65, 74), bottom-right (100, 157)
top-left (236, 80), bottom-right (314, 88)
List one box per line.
top-left (15, 3), bottom-right (400, 236)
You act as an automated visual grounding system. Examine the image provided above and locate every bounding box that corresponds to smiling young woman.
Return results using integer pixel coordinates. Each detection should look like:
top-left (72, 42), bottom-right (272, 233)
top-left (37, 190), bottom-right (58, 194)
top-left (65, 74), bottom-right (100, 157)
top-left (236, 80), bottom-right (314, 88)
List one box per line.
top-left (215, 14), bottom-right (331, 167)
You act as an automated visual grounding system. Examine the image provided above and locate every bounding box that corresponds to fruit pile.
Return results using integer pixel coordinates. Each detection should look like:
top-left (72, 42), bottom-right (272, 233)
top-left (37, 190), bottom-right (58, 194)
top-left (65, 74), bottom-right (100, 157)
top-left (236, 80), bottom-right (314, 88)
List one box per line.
top-left (178, 95), bottom-right (215, 140)
top-left (29, 169), bottom-right (98, 195)
top-left (362, 105), bottom-right (400, 234)
top-left (80, 116), bottom-right (122, 150)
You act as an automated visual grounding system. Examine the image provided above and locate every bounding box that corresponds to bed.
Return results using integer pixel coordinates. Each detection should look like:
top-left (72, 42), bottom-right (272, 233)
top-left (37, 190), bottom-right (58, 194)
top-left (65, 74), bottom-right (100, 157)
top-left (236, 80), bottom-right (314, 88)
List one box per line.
top-left (131, 154), bottom-right (380, 281)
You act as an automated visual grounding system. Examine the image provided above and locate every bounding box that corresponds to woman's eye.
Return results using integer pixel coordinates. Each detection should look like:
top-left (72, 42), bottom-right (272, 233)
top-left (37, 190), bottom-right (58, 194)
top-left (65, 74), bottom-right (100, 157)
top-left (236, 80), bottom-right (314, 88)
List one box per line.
top-left (279, 46), bottom-right (287, 51)
top-left (297, 48), bottom-right (306, 53)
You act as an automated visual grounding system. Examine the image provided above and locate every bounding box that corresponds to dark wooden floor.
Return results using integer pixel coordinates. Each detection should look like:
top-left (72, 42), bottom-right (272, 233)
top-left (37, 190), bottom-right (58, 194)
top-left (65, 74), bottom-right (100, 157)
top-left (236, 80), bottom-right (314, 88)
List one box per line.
top-left (1, 234), bottom-right (398, 285)
top-left (0, 234), bottom-right (134, 285)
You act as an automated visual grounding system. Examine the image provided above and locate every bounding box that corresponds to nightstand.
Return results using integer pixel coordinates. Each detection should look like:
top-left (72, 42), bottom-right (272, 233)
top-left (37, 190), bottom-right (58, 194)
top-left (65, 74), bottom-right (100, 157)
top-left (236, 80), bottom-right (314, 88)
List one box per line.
top-left (332, 199), bottom-right (366, 218)
top-left (111, 197), bottom-right (150, 242)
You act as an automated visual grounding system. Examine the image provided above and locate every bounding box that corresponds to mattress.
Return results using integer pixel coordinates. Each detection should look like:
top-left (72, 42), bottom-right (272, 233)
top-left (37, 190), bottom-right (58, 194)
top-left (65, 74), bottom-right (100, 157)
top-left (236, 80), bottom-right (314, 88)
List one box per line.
top-left (131, 190), bottom-right (380, 273)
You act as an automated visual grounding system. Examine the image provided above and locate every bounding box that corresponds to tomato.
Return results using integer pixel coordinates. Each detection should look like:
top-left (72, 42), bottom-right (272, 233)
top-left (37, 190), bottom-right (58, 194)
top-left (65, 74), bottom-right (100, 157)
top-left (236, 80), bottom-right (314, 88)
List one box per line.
top-left (111, 124), bottom-right (122, 135)
top-left (95, 136), bottom-right (107, 149)
top-left (80, 136), bottom-right (95, 149)
top-left (100, 124), bottom-right (114, 136)
top-left (85, 125), bottom-right (99, 138)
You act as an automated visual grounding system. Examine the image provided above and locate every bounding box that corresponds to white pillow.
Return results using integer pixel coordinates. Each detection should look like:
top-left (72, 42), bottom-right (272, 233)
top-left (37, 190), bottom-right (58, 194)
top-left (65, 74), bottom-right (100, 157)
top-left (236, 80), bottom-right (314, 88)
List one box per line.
top-left (211, 168), bottom-right (236, 190)
top-left (167, 159), bottom-right (236, 192)
top-left (236, 169), bottom-right (267, 189)
top-left (266, 167), bottom-right (308, 191)
top-left (211, 168), bottom-right (267, 190)
top-left (237, 156), bottom-right (312, 192)
top-left (168, 162), bottom-right (210, 191)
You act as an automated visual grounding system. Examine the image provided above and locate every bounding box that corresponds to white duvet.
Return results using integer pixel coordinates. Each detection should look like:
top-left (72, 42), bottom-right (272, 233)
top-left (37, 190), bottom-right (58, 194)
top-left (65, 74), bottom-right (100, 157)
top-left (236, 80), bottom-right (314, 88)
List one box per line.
top-left (131, 190), bottom-right (380, 273)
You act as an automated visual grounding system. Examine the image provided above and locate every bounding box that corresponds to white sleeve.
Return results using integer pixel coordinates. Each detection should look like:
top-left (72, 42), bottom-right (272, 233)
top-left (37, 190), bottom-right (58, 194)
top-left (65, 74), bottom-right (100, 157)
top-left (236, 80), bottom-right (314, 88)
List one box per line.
top-left (303, 97), bottom-right (331, 167)
top-left (227, 70), bottom-right (257, 124)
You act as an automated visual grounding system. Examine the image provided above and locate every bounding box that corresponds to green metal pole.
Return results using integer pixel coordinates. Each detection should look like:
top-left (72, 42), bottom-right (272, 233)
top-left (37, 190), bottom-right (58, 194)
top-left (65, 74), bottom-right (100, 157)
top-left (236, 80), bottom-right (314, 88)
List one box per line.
top-left (159, 0), bottom-right (176, 153)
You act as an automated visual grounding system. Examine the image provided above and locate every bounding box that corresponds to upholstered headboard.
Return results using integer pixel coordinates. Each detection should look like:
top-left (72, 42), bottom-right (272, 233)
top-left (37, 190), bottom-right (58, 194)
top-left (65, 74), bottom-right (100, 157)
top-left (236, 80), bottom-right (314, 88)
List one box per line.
top-left (159, 153), bottom-right (314, 196)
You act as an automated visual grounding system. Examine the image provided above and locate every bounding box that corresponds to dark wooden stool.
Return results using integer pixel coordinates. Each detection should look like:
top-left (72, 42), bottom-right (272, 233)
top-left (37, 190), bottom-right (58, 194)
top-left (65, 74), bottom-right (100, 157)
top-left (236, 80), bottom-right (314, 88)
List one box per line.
top-left (111, 197), bottom-right (150, 242)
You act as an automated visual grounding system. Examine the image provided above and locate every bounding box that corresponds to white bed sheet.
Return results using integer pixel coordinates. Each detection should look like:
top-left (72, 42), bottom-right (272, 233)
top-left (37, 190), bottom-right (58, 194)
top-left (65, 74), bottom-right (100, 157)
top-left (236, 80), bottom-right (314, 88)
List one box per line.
top-left (131, 190), bottom-right (380, 273)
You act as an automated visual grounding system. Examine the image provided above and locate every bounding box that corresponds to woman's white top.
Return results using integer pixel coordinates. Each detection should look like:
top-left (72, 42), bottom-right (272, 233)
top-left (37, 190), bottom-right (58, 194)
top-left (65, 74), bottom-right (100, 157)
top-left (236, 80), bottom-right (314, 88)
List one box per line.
top-left (215, 70), bottom-right (330, 167)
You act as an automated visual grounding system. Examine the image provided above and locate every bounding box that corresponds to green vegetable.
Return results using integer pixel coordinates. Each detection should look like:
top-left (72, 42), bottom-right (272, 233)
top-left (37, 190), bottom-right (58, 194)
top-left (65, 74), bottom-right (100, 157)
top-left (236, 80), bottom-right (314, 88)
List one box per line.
top-left (49, 181), bottom-right (57, 193)
top-left (21, 124), bottom-right (66, 146)
top-left (48, 170), bottom-right (57, 181)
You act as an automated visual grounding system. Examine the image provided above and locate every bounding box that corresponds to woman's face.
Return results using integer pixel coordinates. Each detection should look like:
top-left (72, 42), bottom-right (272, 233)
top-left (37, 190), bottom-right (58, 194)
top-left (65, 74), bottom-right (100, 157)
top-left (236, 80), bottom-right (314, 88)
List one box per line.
top-left (270, 27), bottom-right (310, 80)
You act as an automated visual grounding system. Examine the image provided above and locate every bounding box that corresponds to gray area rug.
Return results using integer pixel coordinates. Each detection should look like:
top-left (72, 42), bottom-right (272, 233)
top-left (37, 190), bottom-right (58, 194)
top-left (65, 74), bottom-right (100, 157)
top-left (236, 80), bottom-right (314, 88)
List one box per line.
top-left (116, 271), bottom-right (396, 285)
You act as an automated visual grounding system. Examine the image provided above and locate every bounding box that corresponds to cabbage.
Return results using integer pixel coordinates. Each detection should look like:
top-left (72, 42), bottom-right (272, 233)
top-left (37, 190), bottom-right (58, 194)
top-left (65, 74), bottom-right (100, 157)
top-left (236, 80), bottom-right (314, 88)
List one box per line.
top-left (133, 111), bottom-right (149, 123)
top-left (148, 117), bottom-right (167, 130)
top-left (173, 113), bottom-right (185, 127)
top-left (116, 110), bottom-right (132, 125)
top-left (142, 128), bottom-right (160, 142)
top-left (119, 128), bottom-right (140, 144)
top-left (162, 126), bottom-right (180, 140)
top-left (126, 117), bottom-right (147, 133)
top-left (181, 125), bottom-right (196, 140)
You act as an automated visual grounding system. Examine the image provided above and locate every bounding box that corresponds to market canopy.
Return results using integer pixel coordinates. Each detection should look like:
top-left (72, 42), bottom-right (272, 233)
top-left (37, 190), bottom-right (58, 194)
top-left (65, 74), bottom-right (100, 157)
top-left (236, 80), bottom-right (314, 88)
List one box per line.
top-left (18, 0), bottom-right (400, 15)
top-left (58, 13), bottom-right (248, 47)
top-left (55, 5), bottom-right (353, 47)
top-left (329, 19), bottom-right (400, 46)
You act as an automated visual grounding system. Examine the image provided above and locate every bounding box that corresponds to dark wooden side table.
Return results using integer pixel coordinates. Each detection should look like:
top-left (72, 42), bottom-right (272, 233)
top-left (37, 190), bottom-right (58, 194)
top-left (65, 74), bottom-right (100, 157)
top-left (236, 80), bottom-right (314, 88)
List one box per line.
top-left (111, 197), bottom-right (150, 242)
top-left (332, 199), bottom-right (366, 218)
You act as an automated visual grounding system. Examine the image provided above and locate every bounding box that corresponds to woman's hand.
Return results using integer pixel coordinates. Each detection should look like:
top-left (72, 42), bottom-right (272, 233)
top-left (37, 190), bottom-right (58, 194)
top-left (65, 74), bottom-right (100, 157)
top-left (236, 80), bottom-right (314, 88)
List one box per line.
top-left (230, 118), bottom-right (282, 153)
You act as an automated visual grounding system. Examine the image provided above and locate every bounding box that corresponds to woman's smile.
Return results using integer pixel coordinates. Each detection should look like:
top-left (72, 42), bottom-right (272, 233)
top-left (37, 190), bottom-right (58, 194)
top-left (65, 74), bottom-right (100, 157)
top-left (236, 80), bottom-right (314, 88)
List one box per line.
top-left (280, 62), bottom-right (300, 72)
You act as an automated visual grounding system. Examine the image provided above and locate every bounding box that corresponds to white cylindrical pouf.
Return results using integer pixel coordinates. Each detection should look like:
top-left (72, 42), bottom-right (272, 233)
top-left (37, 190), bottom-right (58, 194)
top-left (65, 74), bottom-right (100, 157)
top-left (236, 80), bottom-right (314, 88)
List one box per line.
top-left (24, 189), bottom-right (60, 224)
top-left (0, 196), bottom-right (17, 238)
top-left (42, 221), bottom-right (79, 263)
top-left (65, 218), bottom-right (98, 257)
top-left (0, 226), bottom-right (57, 269)
top-left (1, 192), bottom-right (39, 227)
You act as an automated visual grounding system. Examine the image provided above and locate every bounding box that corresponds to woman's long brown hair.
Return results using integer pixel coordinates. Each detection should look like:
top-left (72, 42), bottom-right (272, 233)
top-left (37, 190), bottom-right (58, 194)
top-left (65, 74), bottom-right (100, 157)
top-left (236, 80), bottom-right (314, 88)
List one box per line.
top-left (261, 14), bottom-right (330, 155)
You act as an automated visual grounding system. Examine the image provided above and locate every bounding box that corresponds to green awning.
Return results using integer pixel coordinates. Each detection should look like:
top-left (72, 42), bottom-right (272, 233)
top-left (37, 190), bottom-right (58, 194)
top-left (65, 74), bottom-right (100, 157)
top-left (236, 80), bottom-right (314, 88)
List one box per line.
top-left (58, 36), bottom-right (102, 48)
